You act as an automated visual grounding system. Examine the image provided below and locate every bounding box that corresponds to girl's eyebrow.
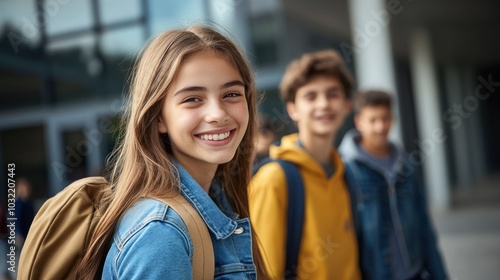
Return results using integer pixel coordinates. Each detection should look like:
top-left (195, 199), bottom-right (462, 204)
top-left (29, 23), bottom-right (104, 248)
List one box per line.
top-left (174, 80), bottom-right (245, 96)
top-left (222, 80), bottom-right (245, 89)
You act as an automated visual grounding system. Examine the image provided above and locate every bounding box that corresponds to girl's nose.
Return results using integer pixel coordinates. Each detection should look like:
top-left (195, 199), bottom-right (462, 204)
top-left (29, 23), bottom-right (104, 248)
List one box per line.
top-left (205, 101), bottom-right (229, 123)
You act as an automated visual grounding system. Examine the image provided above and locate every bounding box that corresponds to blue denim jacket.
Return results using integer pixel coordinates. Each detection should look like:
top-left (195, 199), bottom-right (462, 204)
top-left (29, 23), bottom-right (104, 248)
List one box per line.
top-left (102, 164), bottom-right (257, 279)
top-left (339, 130), bottom-right (448, 280)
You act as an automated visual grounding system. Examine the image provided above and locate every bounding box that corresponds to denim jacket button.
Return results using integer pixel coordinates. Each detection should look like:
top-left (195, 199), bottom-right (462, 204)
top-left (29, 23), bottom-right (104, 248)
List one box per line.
top-left (233, 227), bottom-right (244, 235)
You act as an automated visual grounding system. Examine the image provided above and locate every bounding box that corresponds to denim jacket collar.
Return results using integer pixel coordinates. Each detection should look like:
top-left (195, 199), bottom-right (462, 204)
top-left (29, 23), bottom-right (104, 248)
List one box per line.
top-left (339, 129), bottom-right (406, 184)
top-left (175, 163), bottom-right (238, 240)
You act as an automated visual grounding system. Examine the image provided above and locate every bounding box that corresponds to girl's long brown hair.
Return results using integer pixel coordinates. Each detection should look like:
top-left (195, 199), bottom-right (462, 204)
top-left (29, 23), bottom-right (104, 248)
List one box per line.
top-left (76, 25), bottom-right (267, 279)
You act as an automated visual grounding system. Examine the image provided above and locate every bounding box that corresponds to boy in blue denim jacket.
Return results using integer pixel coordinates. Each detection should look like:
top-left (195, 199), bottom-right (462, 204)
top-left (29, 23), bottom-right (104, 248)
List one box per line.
top-left (339, 90), bottom-right (448, 280)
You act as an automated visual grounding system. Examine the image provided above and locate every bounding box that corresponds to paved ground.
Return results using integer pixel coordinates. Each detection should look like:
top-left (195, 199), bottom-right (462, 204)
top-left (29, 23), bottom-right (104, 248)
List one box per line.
top-left (433, 176), bottom-right (500, 280)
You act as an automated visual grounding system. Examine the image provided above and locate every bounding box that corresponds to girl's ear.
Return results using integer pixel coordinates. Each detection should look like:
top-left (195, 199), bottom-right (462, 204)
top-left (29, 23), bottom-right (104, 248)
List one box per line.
top-left (158, 117), bottom-right (168, 133)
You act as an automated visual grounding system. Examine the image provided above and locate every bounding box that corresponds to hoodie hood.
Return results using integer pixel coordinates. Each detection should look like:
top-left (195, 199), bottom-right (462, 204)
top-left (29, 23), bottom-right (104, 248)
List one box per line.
top-left (269, 133), bottom-right (344, 179)
top-left (338, 129), bottom-right (364, 162)
top-left (339, 128), bottom-right (405, 182)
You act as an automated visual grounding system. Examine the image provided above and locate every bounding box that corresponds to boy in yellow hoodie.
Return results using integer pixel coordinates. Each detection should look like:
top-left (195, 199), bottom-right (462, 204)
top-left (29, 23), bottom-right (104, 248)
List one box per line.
top-left (249, 50), bottom-right (361, 280)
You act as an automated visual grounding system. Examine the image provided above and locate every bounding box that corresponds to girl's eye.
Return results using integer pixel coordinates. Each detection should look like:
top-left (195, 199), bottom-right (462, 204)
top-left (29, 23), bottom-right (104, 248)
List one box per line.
top-left (182, 97), bottom-right (202, 103)
top-left (224, 92), bottom-right (243, 98)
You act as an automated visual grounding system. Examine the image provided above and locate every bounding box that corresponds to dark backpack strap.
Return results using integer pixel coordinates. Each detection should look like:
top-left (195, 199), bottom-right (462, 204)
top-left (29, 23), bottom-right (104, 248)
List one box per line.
top-left (276, 160), bottom-right (304, 280)
top-left (343, 161), bottom-right (363, 235)
top-left (252, 156), bottom-right (273, 175)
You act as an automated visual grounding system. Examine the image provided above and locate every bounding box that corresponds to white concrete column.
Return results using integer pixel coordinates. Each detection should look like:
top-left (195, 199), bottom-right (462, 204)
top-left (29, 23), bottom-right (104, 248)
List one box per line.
top-left (207, 0), bottom-right (252, 54)
top-left (409, 29), bottom-right (450, 211)
top-left (348, 0), bottom-right (402, 144)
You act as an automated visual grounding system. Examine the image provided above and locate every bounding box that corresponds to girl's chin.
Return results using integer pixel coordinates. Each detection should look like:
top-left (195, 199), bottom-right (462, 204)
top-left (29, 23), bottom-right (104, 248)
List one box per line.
top-left (205, 153), bottom-right (238, 166)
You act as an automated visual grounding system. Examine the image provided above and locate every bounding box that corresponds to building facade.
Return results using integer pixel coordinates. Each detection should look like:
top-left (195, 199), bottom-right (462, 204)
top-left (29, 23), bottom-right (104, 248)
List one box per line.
top-left (1, 0), bottom-right (499, 210)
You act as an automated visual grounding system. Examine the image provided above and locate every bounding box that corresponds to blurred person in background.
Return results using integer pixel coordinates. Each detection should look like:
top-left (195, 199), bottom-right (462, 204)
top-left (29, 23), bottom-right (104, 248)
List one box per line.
top-left (339, 90), bottom-right (448, 280)
top-left (0, 203), bottom-right (13, 280)
top-left (15, 178), bottom-right (35, 250)
top-left (250, 50), bottom-right (361, 279)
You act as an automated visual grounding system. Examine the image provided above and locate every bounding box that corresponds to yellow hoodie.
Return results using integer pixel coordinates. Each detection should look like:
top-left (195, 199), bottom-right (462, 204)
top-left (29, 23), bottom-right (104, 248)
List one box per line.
top-left (250, 133), bottom-right (361, 280)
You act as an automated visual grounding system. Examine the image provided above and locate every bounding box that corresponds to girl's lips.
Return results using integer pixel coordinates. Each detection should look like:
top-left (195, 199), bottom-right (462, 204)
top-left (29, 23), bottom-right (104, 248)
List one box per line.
top-left (196, 129), bottom-right (236, 146)
top-left (198, 131), bottom-right (231, 141)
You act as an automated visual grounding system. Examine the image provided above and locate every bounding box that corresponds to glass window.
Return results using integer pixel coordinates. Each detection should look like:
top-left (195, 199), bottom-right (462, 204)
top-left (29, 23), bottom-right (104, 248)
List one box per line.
top-left (149, 0), bottom-right (206, 35)
top-left (0, 1), bottom-right (44, 110)
top-left (46, 35), bottom-right (100, 103)
top-left (101, 25), bottom-right (144, 96)
top-left (251, 14), bottom-right (278, 67)
top-left (249, 0), bottom-right (279, 15)
top-left (62, 129), bottom-right (89, 182)
top-left (99, 0), bottom-right (142, 25)
top-left (101, 25), bottom-right (144, 57)
top-left (0, 69), bottom-right (43, 110)
top-left (0, 125), bottom-right (48, 200)
top-left (98, 115), bottom-right (121, 166)
top-left (45, 0), bottom-right (93, 36)
top-left (0, 0), bottom-right (40, 46)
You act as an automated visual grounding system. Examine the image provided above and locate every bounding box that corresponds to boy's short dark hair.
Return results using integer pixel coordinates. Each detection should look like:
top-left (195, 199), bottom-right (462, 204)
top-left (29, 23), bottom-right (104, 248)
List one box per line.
top-left (354, 90), bottom-right (392, 115)
top-left (279, 50), bottom-right (353, 103)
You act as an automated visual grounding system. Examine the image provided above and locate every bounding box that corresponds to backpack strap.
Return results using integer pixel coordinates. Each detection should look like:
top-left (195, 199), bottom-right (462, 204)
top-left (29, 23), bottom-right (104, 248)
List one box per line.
top-left (252, 158), bottom-right (305, 278)
top-left (252, 156), bottom-right (273, 175)
top-left (275, 160), bottom-right (304, 280)
top-left (158, 195), bottom-right (214, 280)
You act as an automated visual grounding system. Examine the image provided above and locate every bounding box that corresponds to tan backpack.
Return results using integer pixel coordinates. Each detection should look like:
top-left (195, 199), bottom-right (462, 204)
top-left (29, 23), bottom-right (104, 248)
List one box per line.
top-left (18, 177), bottom-right (214, 279)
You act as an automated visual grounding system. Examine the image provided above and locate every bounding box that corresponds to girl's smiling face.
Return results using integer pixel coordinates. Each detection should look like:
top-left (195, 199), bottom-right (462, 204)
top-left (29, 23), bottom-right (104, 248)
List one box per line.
top-left (158, 51), bottom-right (249, 176)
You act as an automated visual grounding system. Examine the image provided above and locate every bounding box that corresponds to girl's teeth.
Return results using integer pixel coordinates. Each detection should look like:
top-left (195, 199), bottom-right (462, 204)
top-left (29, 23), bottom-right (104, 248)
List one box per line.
top-left (200, 131), bottom-right (230, 141)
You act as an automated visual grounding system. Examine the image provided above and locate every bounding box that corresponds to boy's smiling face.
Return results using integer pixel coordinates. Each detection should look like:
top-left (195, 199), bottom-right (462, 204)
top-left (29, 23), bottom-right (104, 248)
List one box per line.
top-left (355, 105), bottom-right (393, 152)
top-left (286, 74), bottom-right (351, 139)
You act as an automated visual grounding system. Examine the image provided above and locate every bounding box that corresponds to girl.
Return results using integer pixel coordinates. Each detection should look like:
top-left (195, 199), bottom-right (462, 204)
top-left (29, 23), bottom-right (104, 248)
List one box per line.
top-left (76, 25), bottom-right (267, 279)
